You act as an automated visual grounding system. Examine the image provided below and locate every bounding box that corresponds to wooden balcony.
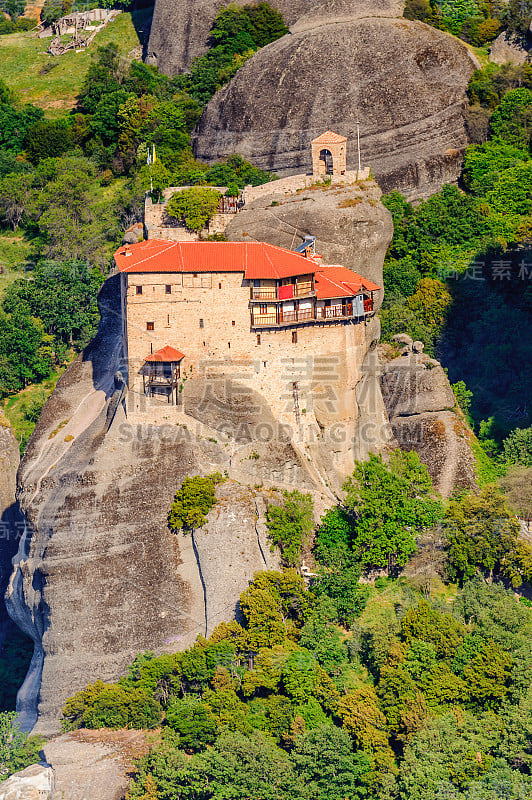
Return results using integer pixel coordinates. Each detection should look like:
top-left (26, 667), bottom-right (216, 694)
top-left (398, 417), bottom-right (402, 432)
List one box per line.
top-left (250, 281), bottom-right (315, 302)
top-left (251, 301), bottom-right (371, 328)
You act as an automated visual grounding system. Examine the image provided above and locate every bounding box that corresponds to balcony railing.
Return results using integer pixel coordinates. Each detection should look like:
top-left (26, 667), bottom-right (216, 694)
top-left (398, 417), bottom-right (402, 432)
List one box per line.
top-left (251, 302), bottom-right (370, 327)
top-left (251, 288), bottom-right (277, 300)
top-left (250, 283), bottom-right (315, 301)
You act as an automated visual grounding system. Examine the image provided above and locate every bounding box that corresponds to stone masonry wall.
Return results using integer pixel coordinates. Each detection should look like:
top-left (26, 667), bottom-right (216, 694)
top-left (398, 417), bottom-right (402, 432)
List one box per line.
top-left (144, 172), bottom-right (371, 241)
top-left (125, 270), bottom-right (369, 456)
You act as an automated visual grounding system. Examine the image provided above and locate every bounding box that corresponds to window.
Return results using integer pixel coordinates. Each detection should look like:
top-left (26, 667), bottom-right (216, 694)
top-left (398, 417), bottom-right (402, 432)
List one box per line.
top-left (147, 321), bottom-right (154, 331)
top-left (292, 331), bottom-right (298, 344)
top-left (256, 334), bottom-right (261, 345)
top-left (228, 342), bottom-right (231, 349)
top-left (199, 319), bottom-right (204, 328)
top-left (136, 285), bottom-right (142, 295)
top-left (232, 320), bottom-right (235, 326)
top-left (260, 304), bottom-right (267, 315)
top-left (218, 283), bottom-right (222, 289)
top-left (193, 273), bottom-right (198, 278)
top-left (165, 285), bottom-right (171, 294)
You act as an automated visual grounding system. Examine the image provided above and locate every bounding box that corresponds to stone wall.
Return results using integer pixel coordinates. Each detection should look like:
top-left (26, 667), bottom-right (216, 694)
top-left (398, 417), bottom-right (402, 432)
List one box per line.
top-left (125, 270), bottom-right (371, 459)
top-left (144, 187), bottom-right (237, 241)
top-left (144, 173), bottom-right (371, 241)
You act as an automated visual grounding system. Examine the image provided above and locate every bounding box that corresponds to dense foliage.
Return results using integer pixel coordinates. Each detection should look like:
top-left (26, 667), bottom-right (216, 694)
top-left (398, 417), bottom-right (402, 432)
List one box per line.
top-left (168, 473), bottom-right (224, 533)
top-left (266, 490), bottom-right (314, 566)
top-left (166, 187), bottom-right (222, 232)
top-left (61, 568), bottom-right (532, 800)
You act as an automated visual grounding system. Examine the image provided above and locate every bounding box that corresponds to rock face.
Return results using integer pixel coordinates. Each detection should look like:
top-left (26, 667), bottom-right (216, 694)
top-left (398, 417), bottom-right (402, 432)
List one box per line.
top-left (43, 730), bottom-right (149, 800)
top-left (7, 258), bottom-right (391, 733)
top-left (192, 17), bottom-right (479, 199)
top-left (0, 763), bottom-right (54, 800)
top-left (225, 180), bottom-right (392, 310)
top-left (147, 0), bottom-right (405, 74)
top-left (4, 189), bottom-right (397, 735)
top-left (380, 345), bottom-right (477, 496)
top-left (0, 414), bottom-right (23, 649)
top-left (489, 32), bottom-right (530, 65)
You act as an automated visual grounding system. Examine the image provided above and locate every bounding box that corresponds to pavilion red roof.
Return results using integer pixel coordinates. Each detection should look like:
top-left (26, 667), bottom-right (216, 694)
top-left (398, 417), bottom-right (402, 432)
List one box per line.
top-left (115, 240), bottom-right (315, 280)
top-left (145, 345), bottom-right (185, 362)
top-left (314, 266), bottom-right (380, 299)
top-left (311, 131), bottom-right (347, 145)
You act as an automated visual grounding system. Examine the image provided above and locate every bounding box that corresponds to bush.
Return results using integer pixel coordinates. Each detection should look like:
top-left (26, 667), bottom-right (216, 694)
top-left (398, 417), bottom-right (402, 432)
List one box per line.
top-left (502, 426), bottom-right (532, 466)
top-left (61, 679), bottom-right (163, 730)
top-left (168, 473), bottom-right (223, 532)
top-left (166, 187), bottom-right (222, 232)
top-left (266, 490), bottom-right (314, 566)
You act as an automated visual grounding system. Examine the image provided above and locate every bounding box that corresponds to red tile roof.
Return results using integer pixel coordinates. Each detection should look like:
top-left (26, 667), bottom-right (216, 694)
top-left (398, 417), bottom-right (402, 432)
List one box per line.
top-left (145, 345), bottom-right (185, 362)
top-left (315, 266), bottom-right (380, 299)
top-left (311, 131), bottom-right (347, 145)
top-left (115, 240), bottom-right (314, 280)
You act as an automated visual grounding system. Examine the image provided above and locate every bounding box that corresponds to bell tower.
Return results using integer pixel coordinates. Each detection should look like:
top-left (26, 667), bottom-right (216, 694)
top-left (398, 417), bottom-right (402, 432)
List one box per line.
top-left (311, 131), bottom-right (347, 177)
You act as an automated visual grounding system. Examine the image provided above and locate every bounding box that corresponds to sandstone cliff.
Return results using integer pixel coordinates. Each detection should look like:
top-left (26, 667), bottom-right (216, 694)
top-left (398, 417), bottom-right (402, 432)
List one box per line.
top-left (380, 340), bottom-right (477, 496)
top-left (192, 17), bottom-right (479, 198)
top-left (147, 0), bottom-right (405, 74)
top-left (0, 413), bottom-right (22, 649)
top-left (6, 242), bottom-right (393, 733)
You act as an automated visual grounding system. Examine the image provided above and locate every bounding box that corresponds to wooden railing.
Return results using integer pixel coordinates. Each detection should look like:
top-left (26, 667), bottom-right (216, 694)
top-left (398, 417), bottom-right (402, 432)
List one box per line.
top-left (251, 288), bottom-right (277, 300)
top-left (251, 284), bottom-right (315, 301)
top-left (250, 297), bottom-right (373, 328)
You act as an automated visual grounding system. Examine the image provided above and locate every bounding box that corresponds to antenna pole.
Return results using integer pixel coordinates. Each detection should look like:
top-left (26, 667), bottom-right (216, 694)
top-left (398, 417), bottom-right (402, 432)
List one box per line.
top-left (356, 120), bottom-right (361, 176)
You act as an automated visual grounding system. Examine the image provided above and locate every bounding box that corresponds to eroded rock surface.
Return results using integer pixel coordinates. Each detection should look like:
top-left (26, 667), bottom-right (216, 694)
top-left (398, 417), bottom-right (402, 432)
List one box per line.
top-left (489, 31), bottom-right (530, 65)
top-left (0, 414), bottom-right (22, 649)
top-left (380, 347), bottom-right (477, 496)
top-left (192, 17), bottom-right (478, 198)
top-left (0, 763), bottom-right (54, 800)
top-left (8, 273), bottom-right (373, 735)
top-left (147, 0), bottom-right (405, 74)
top-left (43, 730), bottom-right (149, 800)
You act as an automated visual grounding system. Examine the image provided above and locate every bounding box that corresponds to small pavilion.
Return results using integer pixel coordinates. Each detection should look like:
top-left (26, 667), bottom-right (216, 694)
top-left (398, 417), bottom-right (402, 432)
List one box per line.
top-left (311, 131), bottom-right (347, 177)
top-left (141, 345), bottom-right (184, 404)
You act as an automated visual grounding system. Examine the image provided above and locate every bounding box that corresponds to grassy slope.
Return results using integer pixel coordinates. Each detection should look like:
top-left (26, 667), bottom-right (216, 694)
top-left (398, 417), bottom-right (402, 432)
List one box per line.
top-left (0, 8), bottom-right (151, 115)
top-left (3, 367), bottom-right (66, 452)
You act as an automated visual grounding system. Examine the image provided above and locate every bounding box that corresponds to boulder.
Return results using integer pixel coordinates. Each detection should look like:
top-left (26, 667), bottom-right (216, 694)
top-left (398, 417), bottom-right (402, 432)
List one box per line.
top-left (380, 348), bottom-right (477, 496)
top-left (192, 17), bottom-right (479, 199)
top-left (43, 731), bottom-right (147, 800)
top-left (146, 0), bottom-right (406, 75)
top-left (0, 764), bottom-right (53, 800)
top-left (489, 32), bottom-right (530, 65)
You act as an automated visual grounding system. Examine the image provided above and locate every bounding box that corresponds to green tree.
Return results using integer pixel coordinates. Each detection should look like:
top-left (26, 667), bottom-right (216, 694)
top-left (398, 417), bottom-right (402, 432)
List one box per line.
top-left (463, 640), bottom-right (512, 709)
top-left (502, 426), bottom-right (532, 467)
top-left (189, 729), bottom-right (306, 799)
top-left (166, 696), bottom-right (217, 750)
top-left (291, 724), bottom-right (371, 800)
top-left (343, 451), bottom-right (443, 573)
top-left (23, 118), bottom-right (73, 164)
top-left (489, 87), bottom-right (532, 149)
top-left (168, 473), bottom-right (222, 532)
top-left (0, 712), bottom-right (30, 777)
top-left (266, 490), bottom-right (314, 566)
top-left (401, 600), bottom-right (466, 658)
top-left (4, 260), bottom-right (103, 350)
top-left (444, 487), bottom-right (522, 584)
top-left (0, 172), bottom-right (34, 231)
top-left (239, 570), bottom-right (310, 649)
top-left (313, 507), bottom-right (352, 566)
top-left (166, 187), bottom-right (222, 232)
